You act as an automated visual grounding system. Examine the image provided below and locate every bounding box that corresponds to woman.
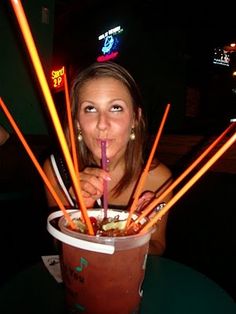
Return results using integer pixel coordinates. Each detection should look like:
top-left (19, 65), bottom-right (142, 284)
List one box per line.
top-left (43, 61), bottom-right (173, 255)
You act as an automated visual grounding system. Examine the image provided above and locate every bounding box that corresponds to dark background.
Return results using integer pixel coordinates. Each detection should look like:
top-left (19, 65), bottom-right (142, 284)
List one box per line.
top-left (53, 0), bottom-right (236, 134)
top-left (0, 0), bottom-right (235, 304)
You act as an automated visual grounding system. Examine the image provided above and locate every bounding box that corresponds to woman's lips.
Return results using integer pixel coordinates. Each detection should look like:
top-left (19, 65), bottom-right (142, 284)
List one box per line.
top-left (97, 139), bottom-right (110, 147)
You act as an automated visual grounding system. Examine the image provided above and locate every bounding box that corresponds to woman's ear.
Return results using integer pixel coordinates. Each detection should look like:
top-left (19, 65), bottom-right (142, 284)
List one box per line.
top-left (138, 107), bottom-right (142, 121)
top-left (76, 120), bottom-right (80, 130)
top-left (132, 107), bottom-right (142, 128)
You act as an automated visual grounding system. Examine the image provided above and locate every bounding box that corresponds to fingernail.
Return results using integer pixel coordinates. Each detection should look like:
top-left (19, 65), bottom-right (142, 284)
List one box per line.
top-left (139, 195), bottom-right (145, 201)
top-left (104, 175), bottom-right (111, 181)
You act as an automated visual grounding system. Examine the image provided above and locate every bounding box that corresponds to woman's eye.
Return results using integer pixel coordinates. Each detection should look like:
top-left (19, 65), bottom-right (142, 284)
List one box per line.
top-left (84, 105), bottom-right (96, 113)
top-left (111, 104), bottom-right (123, 112)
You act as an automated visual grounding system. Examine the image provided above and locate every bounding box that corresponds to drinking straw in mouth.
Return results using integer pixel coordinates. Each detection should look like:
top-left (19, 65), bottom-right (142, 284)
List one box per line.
top-left (0, 98), bottom-right (76, 230)
top-left (101, 140), bottom-right (108, 218)
top-left (130, 121), bottom-right (236, 228)
top-left (9, 0), bottom-right (94, 235)
top-left (125, 103), bottom-right (170, 229)
top-left (139, 129), bottom-right (236, 234)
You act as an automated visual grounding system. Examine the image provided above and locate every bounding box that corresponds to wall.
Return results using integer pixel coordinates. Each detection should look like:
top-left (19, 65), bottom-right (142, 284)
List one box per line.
top-left (53, 4), bottom-right (188, 135)
top-left (0, 0), bottom-right (55, 135)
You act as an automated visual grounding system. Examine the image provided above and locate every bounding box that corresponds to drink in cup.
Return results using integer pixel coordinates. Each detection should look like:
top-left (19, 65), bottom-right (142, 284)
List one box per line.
top-left (56, 209), bottom-right (155, 314)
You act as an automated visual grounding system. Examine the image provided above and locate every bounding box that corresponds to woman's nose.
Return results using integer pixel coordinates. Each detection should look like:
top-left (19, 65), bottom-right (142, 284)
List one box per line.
top-left (97, 112), bottom-right (109, 130)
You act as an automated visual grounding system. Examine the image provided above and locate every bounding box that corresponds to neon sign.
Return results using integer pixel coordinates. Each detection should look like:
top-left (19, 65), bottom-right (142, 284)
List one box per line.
top-left (97, 51), bottom-right (119, 62)
top-left (213, 48), bottom-right (230, 67)
top-left (97, 26), bottom-right (123, 62)
top-left (51, 66), bottom-right (65, 90)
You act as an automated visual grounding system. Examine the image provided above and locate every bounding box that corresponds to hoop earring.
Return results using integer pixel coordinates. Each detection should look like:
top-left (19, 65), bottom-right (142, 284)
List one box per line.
top-left (78, 129), bottom-right (83, 142)
top-left (130, 128), bottom-right (135, 141)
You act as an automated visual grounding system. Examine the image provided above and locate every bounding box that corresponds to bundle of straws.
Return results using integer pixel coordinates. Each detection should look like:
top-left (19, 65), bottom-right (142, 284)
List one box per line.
top-left (1, 0), bottom-right (236, 237)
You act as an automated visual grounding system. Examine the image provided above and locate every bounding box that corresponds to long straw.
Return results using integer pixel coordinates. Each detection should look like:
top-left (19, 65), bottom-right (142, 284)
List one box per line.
top-left (63, 69), bottom-right (82, 208)
top-left (0, 98), bottom-right (76, 229)
top-left (9, 0), bottom-right (94, 235)
top-left (139, 130), bottom-right (236, 234)
top-left (130, 121), bottom-right (236, 228)
top-left (64, 69), bottom-right (79, 175)
top-left (125, 103), bottom-right (170, 228)
top-left (101, 140), bottom-right (108, 218)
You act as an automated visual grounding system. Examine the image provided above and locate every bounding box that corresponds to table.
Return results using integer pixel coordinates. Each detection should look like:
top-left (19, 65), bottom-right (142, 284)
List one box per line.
top-left (0, 256), bottom-right (235, 314)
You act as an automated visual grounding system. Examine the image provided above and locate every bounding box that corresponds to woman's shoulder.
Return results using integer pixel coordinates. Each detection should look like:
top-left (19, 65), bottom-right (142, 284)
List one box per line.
top-left (143, 159), bottom-right (172, 193)
top-left (150, 159), bottom-right (172, 178)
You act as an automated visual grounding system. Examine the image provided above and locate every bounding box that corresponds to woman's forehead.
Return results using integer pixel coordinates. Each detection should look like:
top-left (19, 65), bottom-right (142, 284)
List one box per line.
top-left (78, 77), bottom-right (132, 100)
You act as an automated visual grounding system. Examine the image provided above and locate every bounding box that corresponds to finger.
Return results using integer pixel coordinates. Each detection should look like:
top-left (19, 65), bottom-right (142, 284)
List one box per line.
top-left (80, 179), bottom-right (103, 196)
top-left (136, 191), bottom-right (155, 212)
top-left (83, 167), bottom-right (111, 181)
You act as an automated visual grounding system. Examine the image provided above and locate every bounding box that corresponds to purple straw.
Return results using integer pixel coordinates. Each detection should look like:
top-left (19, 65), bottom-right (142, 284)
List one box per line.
top-left (101, 140), bottom-right (108, 218)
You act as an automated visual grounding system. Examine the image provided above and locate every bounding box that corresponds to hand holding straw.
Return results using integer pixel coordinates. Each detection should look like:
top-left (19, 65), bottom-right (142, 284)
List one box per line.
top-left (9, 0), bottom-right (94, 235)
top-left (0, 98), bottom-right (76, 230)
top-left (130, 121), bottom-right (236, 228)
top-left (125, 103), bottom-right (170, 228)
top-left (101, 140), bottom-right (108, 218)
top-left (139, 129), bottom-right (236, 234)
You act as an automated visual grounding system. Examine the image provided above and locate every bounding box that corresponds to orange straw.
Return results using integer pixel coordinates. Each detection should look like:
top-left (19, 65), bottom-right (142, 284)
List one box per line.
top-left (9, 0), bottom-right (94, 235)
top-left (125, 103), bottom-right (170, 228)
top-left (64, 69), bottom-right (79, 175)
top-left (139, 129), bottom-right (236, 234)
top-left (0, 98), bottom-right (76, 229)
top-left (63, 69), bottom-right (82, 207)
top-left (130, 121), bottom-right (236, 227)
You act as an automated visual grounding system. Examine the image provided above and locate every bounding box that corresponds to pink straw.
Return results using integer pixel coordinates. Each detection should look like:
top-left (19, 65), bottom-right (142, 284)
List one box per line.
top-left (101, 140), bottom-right (108, 218)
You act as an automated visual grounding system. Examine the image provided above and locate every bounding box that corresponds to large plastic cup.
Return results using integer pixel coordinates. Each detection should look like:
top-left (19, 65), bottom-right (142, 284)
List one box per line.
top-left (47, 209), bottom-right (155, 314)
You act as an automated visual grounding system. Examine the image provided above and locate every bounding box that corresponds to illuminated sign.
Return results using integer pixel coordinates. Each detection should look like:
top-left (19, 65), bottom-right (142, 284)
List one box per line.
top-left (97, 51), bottom-right (119, 62)
top-left (97, 26), bottom-right (123, 62)
top-left (51, 66), bottom-right (65, 90)
top-left (213, 48), bottom-right (230, 67)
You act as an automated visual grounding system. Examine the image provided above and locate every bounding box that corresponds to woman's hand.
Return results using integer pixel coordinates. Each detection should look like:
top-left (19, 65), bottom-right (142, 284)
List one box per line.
top-left (136, 191), bottom-right (155, 212)
top-left (136, 191), bottom-right (167, 255)
top-left (70, 167), bottom-right (111, 208)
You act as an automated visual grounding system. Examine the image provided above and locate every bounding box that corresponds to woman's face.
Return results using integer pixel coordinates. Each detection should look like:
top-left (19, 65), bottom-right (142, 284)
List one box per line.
top-left (77, 77), bottom-right (135, 164)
